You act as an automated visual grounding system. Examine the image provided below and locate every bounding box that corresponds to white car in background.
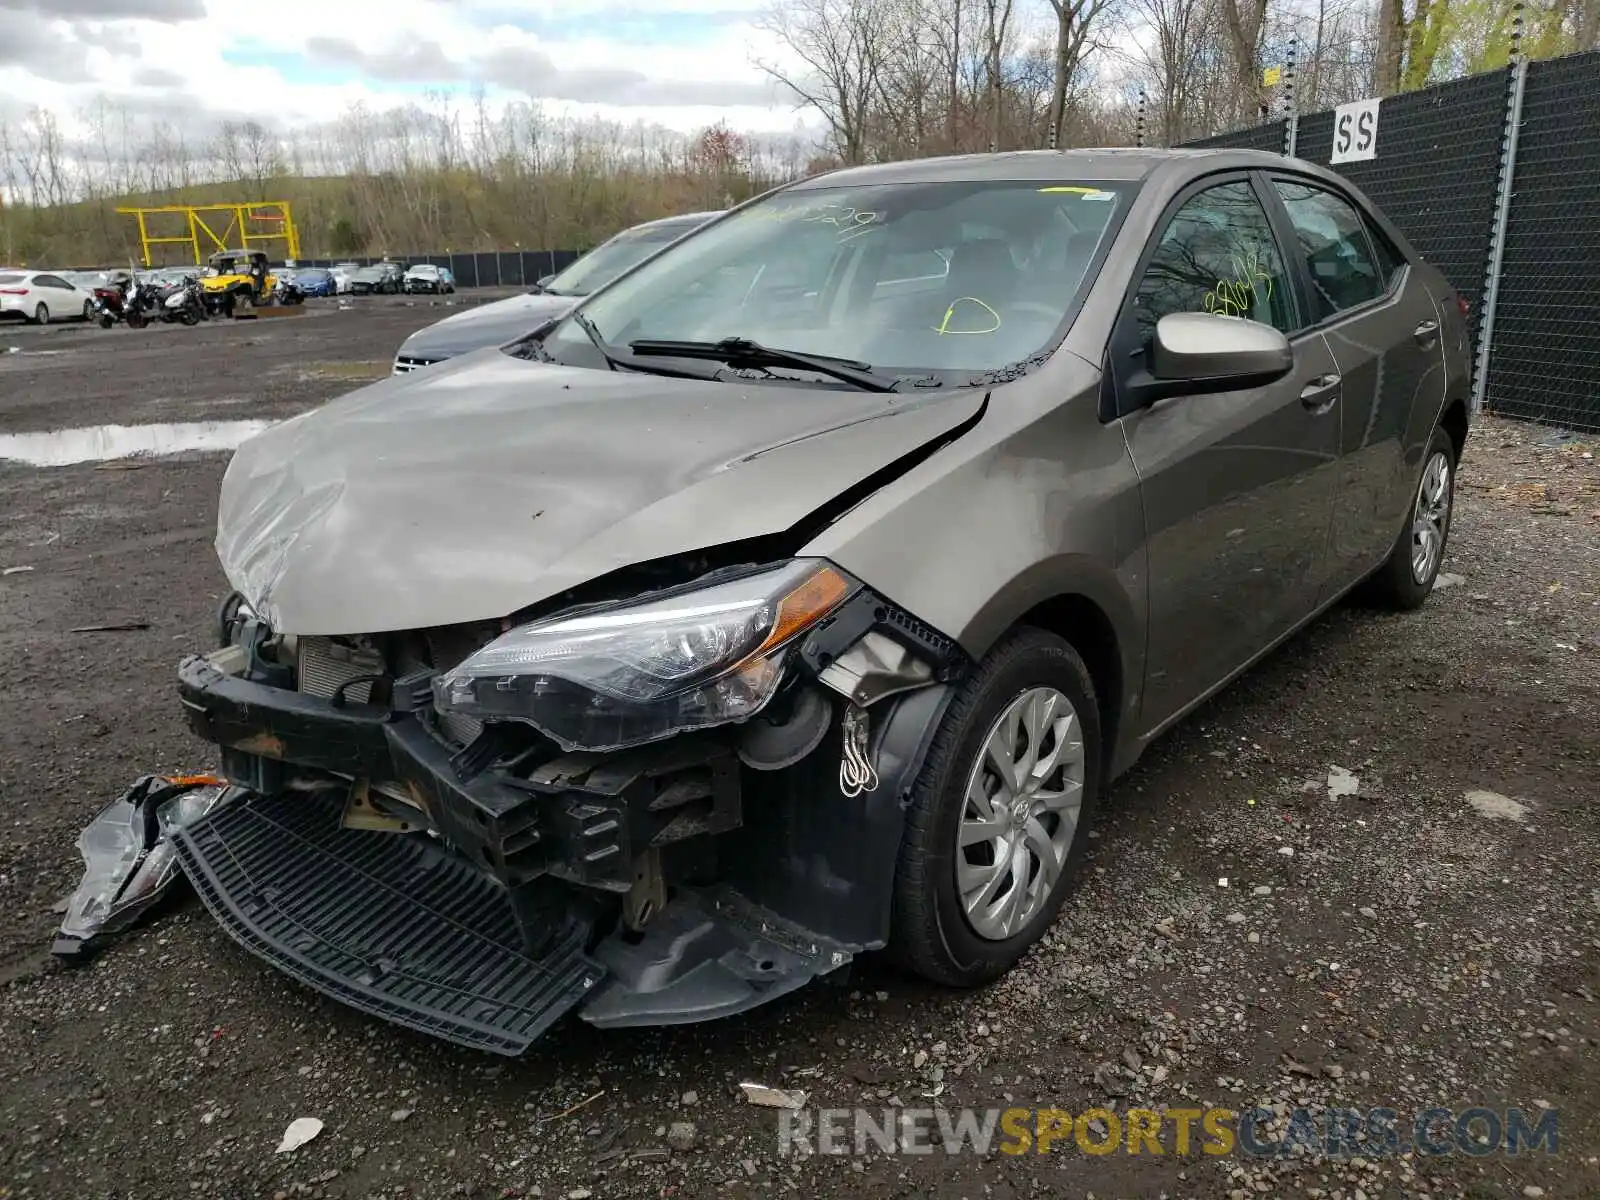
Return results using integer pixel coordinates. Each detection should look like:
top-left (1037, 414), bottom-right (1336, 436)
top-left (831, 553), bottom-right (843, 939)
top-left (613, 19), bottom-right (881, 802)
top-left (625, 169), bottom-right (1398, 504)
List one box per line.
top-left (328, 262), bottom-right (360, 294)
top-left (0, 270), bottom-right (92, 323)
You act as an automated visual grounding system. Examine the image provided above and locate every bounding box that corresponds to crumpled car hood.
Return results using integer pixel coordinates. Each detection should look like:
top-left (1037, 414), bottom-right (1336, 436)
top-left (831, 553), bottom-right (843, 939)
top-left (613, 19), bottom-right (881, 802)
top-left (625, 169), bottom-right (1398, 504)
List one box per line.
top-left (216, 352), bottom-right (985, 634)
top-left (398, 292), bottom-right (577, 361)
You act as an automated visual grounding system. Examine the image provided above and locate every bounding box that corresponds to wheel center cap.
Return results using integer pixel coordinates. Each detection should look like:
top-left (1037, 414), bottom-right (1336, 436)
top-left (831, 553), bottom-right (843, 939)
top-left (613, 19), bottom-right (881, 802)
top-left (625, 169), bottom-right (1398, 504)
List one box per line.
top-left (1009, 798), bottom-right (1032, 828)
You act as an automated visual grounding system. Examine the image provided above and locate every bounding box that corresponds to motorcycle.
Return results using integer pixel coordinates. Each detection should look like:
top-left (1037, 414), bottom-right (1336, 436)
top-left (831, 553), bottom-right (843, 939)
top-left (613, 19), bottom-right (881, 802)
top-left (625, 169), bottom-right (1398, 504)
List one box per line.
top-left (270, 277), bottom-right (306, 306)
top-left (90, 274), bottom-right (135, 328)
top-left (120, 278), bottom-right (163, 329)
top-left (156, 277), bottom-right (206, 326)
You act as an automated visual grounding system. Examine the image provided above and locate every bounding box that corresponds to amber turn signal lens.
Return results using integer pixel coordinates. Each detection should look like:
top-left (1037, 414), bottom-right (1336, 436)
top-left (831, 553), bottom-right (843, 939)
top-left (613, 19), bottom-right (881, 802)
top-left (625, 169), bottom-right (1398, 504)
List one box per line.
top-left (752, 564), bottom-right (857, 658)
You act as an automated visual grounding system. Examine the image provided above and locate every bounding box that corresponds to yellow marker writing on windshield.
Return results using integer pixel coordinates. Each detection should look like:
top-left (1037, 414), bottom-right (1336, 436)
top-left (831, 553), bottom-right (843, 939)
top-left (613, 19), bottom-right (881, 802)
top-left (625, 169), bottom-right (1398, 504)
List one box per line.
top-left (1038, 186), bottom-right (1110, 197)
top-left (935, 297), bottom-right (1002, 335)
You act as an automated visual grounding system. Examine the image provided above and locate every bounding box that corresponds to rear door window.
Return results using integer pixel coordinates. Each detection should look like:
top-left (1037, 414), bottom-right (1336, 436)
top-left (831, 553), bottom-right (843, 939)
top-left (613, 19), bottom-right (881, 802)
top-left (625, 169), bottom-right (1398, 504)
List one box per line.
top-left (1272, 180), bottom-right (1385, 319)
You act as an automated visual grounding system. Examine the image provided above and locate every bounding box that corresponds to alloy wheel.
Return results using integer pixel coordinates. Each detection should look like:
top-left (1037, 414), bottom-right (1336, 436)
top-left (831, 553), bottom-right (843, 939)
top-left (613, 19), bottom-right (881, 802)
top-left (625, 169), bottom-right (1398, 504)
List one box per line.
top-left (956, 686), bottom-right (1086, 941)
top-left (1410, 449), bottom-right (1452, 584)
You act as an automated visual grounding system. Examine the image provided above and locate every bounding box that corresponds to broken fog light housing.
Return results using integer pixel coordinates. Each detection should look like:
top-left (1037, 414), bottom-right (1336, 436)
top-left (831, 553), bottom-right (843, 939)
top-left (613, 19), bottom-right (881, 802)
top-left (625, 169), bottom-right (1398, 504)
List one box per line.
top-left (54, 775), bottom-right (240, 960)
top-left (433, 559), bottom-right (860, 752)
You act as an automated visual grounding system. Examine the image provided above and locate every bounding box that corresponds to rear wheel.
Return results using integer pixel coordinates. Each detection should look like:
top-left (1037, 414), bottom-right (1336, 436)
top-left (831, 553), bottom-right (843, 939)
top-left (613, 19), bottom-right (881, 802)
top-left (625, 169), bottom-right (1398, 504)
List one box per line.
top-left (1363, 425), bottom-right (1456, 610)
top-left (31, 303), bottom-right (48, 325)
top-left (82, 299), bottom-right (94, 320)
top-left (890, 628), bottom-right (1101, 987)
top-left (98, 315), bottom-right (114, 329)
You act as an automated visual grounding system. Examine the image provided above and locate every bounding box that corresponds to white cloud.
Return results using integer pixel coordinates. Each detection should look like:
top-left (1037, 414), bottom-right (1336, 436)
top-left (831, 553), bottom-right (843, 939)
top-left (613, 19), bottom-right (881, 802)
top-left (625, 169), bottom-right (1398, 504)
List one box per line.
top-left (0, 0), bottom-right (813, 135)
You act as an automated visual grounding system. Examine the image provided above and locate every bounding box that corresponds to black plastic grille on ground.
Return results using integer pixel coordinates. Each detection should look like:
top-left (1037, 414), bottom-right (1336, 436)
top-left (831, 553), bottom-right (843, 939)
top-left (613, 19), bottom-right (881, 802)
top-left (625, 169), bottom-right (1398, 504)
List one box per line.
top-left (1181, 119), bottom-right (1287, 154)
top-left (1292, 70), bottom-right (1507, 330)
top-left (173, 789), bottom-right (605, 1056)
top-left (1484, 51), bottom-right (1600, 432)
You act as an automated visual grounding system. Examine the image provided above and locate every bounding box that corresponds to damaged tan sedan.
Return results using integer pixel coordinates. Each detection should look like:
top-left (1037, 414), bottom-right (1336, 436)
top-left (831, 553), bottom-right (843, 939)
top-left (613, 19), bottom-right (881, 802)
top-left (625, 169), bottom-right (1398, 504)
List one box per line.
top-left (173, 148), bottom-right (1471, 1053)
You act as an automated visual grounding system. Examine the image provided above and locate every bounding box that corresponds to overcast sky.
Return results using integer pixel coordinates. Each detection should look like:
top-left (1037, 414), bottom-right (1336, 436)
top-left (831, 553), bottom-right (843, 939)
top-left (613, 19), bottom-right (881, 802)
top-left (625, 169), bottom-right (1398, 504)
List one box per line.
top-left (0, 0), bottom-right (810, 136)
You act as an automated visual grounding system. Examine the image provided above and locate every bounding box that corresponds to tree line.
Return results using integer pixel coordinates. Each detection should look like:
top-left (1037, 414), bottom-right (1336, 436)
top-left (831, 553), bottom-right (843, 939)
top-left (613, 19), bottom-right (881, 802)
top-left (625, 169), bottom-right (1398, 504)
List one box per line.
top-left (1, 0), bottom-right (1593, 267)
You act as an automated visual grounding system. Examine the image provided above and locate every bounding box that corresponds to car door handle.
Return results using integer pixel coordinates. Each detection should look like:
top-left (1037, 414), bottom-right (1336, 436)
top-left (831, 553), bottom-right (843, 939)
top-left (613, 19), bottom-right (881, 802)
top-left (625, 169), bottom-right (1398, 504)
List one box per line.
top-left (1413, 319), bottom-right (1440, 348)
top-left (1299, 373), bottom-right (1342, 412)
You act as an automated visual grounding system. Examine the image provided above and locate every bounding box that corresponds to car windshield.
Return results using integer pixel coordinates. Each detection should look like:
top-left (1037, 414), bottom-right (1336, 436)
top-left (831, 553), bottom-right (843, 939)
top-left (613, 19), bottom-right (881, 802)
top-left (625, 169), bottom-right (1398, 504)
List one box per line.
top-left (544, 180), bottom-right (1130, 380)
top-left (543, 224), bottom-right (695, 297)
top-left (410, 265), bottom-right (439, 275)
top-left (300, 269), bottom-right (331, 280)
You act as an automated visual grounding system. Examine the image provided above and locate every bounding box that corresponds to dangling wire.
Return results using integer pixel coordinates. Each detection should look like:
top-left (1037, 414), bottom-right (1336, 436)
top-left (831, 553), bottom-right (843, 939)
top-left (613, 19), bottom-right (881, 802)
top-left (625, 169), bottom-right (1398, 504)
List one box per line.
top-left (839, 705), bottom-right (879, 798)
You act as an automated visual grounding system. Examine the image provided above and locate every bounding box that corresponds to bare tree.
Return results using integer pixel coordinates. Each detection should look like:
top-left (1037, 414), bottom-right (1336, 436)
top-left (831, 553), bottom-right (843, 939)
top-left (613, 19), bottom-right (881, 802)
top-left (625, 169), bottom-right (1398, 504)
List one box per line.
top-left (756, 0), bottom-right (885, 163)
top-left (1218, 0), bottom-right (1270, 121)
top-left (1045, 0), bottom-right (1111, 144)
top-left (983, 0), bottom-right (1016, 149)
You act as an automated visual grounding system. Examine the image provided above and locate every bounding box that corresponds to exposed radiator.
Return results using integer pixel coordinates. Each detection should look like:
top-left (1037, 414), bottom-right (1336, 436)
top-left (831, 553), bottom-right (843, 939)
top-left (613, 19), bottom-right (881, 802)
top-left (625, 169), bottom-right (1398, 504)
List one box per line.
top-left (297, 632), bottom-right (486, 748)
top-left (425, 627), bottom-right (487, 747)
top-left (296, 636), bottom-right (384, 705)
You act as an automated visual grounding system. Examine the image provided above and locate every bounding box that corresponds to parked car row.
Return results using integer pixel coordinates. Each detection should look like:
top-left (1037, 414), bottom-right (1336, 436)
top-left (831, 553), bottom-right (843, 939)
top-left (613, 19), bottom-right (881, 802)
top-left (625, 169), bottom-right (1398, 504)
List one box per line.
top-left (1, 253), bottom-right (464, 326)
top-left (392, 211), bottom-right (718, 371)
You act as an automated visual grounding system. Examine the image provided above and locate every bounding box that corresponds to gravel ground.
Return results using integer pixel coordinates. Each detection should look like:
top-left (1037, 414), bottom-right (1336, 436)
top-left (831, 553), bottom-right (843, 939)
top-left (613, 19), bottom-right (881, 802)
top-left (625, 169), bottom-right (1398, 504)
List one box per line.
top-left (0, 305), bottom-right (1596, 1199)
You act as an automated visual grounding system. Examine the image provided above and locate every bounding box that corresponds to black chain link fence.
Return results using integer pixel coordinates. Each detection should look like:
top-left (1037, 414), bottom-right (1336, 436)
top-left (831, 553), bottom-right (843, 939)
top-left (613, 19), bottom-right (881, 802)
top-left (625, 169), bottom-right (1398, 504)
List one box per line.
top-left (288, 249), bottom-right (581, 288)
top-left (1297, 70), bottom-right (1508, 324)
top-left (1179, 58), bottom-right (1600, 433)
top-left (1482, 50), bottom-right (1600, 430)
top-left (1181, 119), bottom-right (1288, 154)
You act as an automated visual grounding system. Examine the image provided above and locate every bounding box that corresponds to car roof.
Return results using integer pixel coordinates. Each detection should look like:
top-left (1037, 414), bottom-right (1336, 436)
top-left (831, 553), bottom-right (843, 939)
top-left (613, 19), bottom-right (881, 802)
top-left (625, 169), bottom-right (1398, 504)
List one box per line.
top-left (634, 209), bottom-right (725, 232)
top-left (788, 146), bottom-right (1294, 189)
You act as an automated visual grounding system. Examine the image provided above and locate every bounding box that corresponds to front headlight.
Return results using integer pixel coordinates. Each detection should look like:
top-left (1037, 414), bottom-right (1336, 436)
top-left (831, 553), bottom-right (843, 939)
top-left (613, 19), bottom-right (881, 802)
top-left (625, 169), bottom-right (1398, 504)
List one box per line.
top-left (433, 559), bottom-right (859, 752)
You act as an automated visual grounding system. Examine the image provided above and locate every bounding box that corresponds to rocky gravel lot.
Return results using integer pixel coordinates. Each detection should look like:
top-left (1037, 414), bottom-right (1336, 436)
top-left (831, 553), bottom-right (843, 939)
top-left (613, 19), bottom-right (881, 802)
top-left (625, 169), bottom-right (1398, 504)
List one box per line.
top-left (0, 304), bottom-right (1596, 1199)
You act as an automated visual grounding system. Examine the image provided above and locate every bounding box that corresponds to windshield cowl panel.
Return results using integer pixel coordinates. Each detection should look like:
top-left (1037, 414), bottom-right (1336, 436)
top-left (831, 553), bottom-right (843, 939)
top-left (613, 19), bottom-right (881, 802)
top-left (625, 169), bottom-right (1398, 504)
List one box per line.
top-left (543, 180), bottom-right (1132, 387)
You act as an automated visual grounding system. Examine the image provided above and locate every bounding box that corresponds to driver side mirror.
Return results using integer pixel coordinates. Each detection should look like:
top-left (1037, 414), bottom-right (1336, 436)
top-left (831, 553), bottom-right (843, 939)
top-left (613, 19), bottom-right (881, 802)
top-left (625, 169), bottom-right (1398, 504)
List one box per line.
top-left (533, 273), bottom-right (554, 292)
top-left (1129, 311), bottom-right (1293, 406)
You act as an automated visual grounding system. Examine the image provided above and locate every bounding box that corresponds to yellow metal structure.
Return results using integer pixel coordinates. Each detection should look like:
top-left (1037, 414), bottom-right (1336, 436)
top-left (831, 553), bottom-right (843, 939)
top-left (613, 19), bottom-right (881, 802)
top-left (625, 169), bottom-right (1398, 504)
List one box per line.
top-left (116, 201), bottom-right (302, 267)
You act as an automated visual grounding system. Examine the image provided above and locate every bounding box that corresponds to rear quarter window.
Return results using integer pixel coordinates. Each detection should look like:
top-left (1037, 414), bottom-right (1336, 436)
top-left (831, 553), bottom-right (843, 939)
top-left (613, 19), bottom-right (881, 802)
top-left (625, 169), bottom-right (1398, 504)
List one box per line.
top-left (1365, 219), bottom-right (1407, 289)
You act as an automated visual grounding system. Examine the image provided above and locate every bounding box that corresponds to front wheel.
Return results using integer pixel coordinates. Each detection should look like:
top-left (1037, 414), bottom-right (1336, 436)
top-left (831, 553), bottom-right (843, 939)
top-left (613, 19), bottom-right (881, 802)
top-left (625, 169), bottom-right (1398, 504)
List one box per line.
top-left (233, 290), bottom-right (253, 313)
top-left (126, 310), bottom-right (147, 329)
top-left (1363, 425), bottom-right (1457, 610)
top-left (890, 628), bottom-right (1101, 987)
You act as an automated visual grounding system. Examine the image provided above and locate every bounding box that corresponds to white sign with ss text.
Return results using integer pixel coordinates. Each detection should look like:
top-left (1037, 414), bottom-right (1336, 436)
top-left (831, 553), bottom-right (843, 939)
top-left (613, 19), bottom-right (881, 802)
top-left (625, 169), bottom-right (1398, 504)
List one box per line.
top-left (1330, 98), bottom-right (1381, 164)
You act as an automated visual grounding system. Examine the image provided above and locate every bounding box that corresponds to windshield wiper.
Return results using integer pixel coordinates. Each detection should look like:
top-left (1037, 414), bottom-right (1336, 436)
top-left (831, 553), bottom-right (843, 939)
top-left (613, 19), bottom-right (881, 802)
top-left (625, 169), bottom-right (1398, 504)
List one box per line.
top-left (628, 337), bottom-right (904, 393)
top-left (570, 310), bottom-right (615, 367)
top-left (568, 312), bottom-right (719, 381)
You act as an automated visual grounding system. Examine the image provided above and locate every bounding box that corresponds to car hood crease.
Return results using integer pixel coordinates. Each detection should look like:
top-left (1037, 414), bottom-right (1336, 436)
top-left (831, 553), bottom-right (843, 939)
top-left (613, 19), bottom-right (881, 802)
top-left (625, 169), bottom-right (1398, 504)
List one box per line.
top-left (217, 354), bottom-right (985, 634)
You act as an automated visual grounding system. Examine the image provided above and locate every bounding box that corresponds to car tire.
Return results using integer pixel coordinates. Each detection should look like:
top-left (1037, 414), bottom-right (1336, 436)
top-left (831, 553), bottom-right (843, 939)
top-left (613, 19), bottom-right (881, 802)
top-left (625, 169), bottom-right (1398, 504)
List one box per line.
top-left (234, 290), bottom-right (254, 312)
top-left (31, 303), bottom-right (48, 325)
top-left (1363, 425), bottom-right (1457, 611)
top-left (889, 627), bottom-right (1102, 987)
top-left (82, 299), bottom-right (94, 320)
